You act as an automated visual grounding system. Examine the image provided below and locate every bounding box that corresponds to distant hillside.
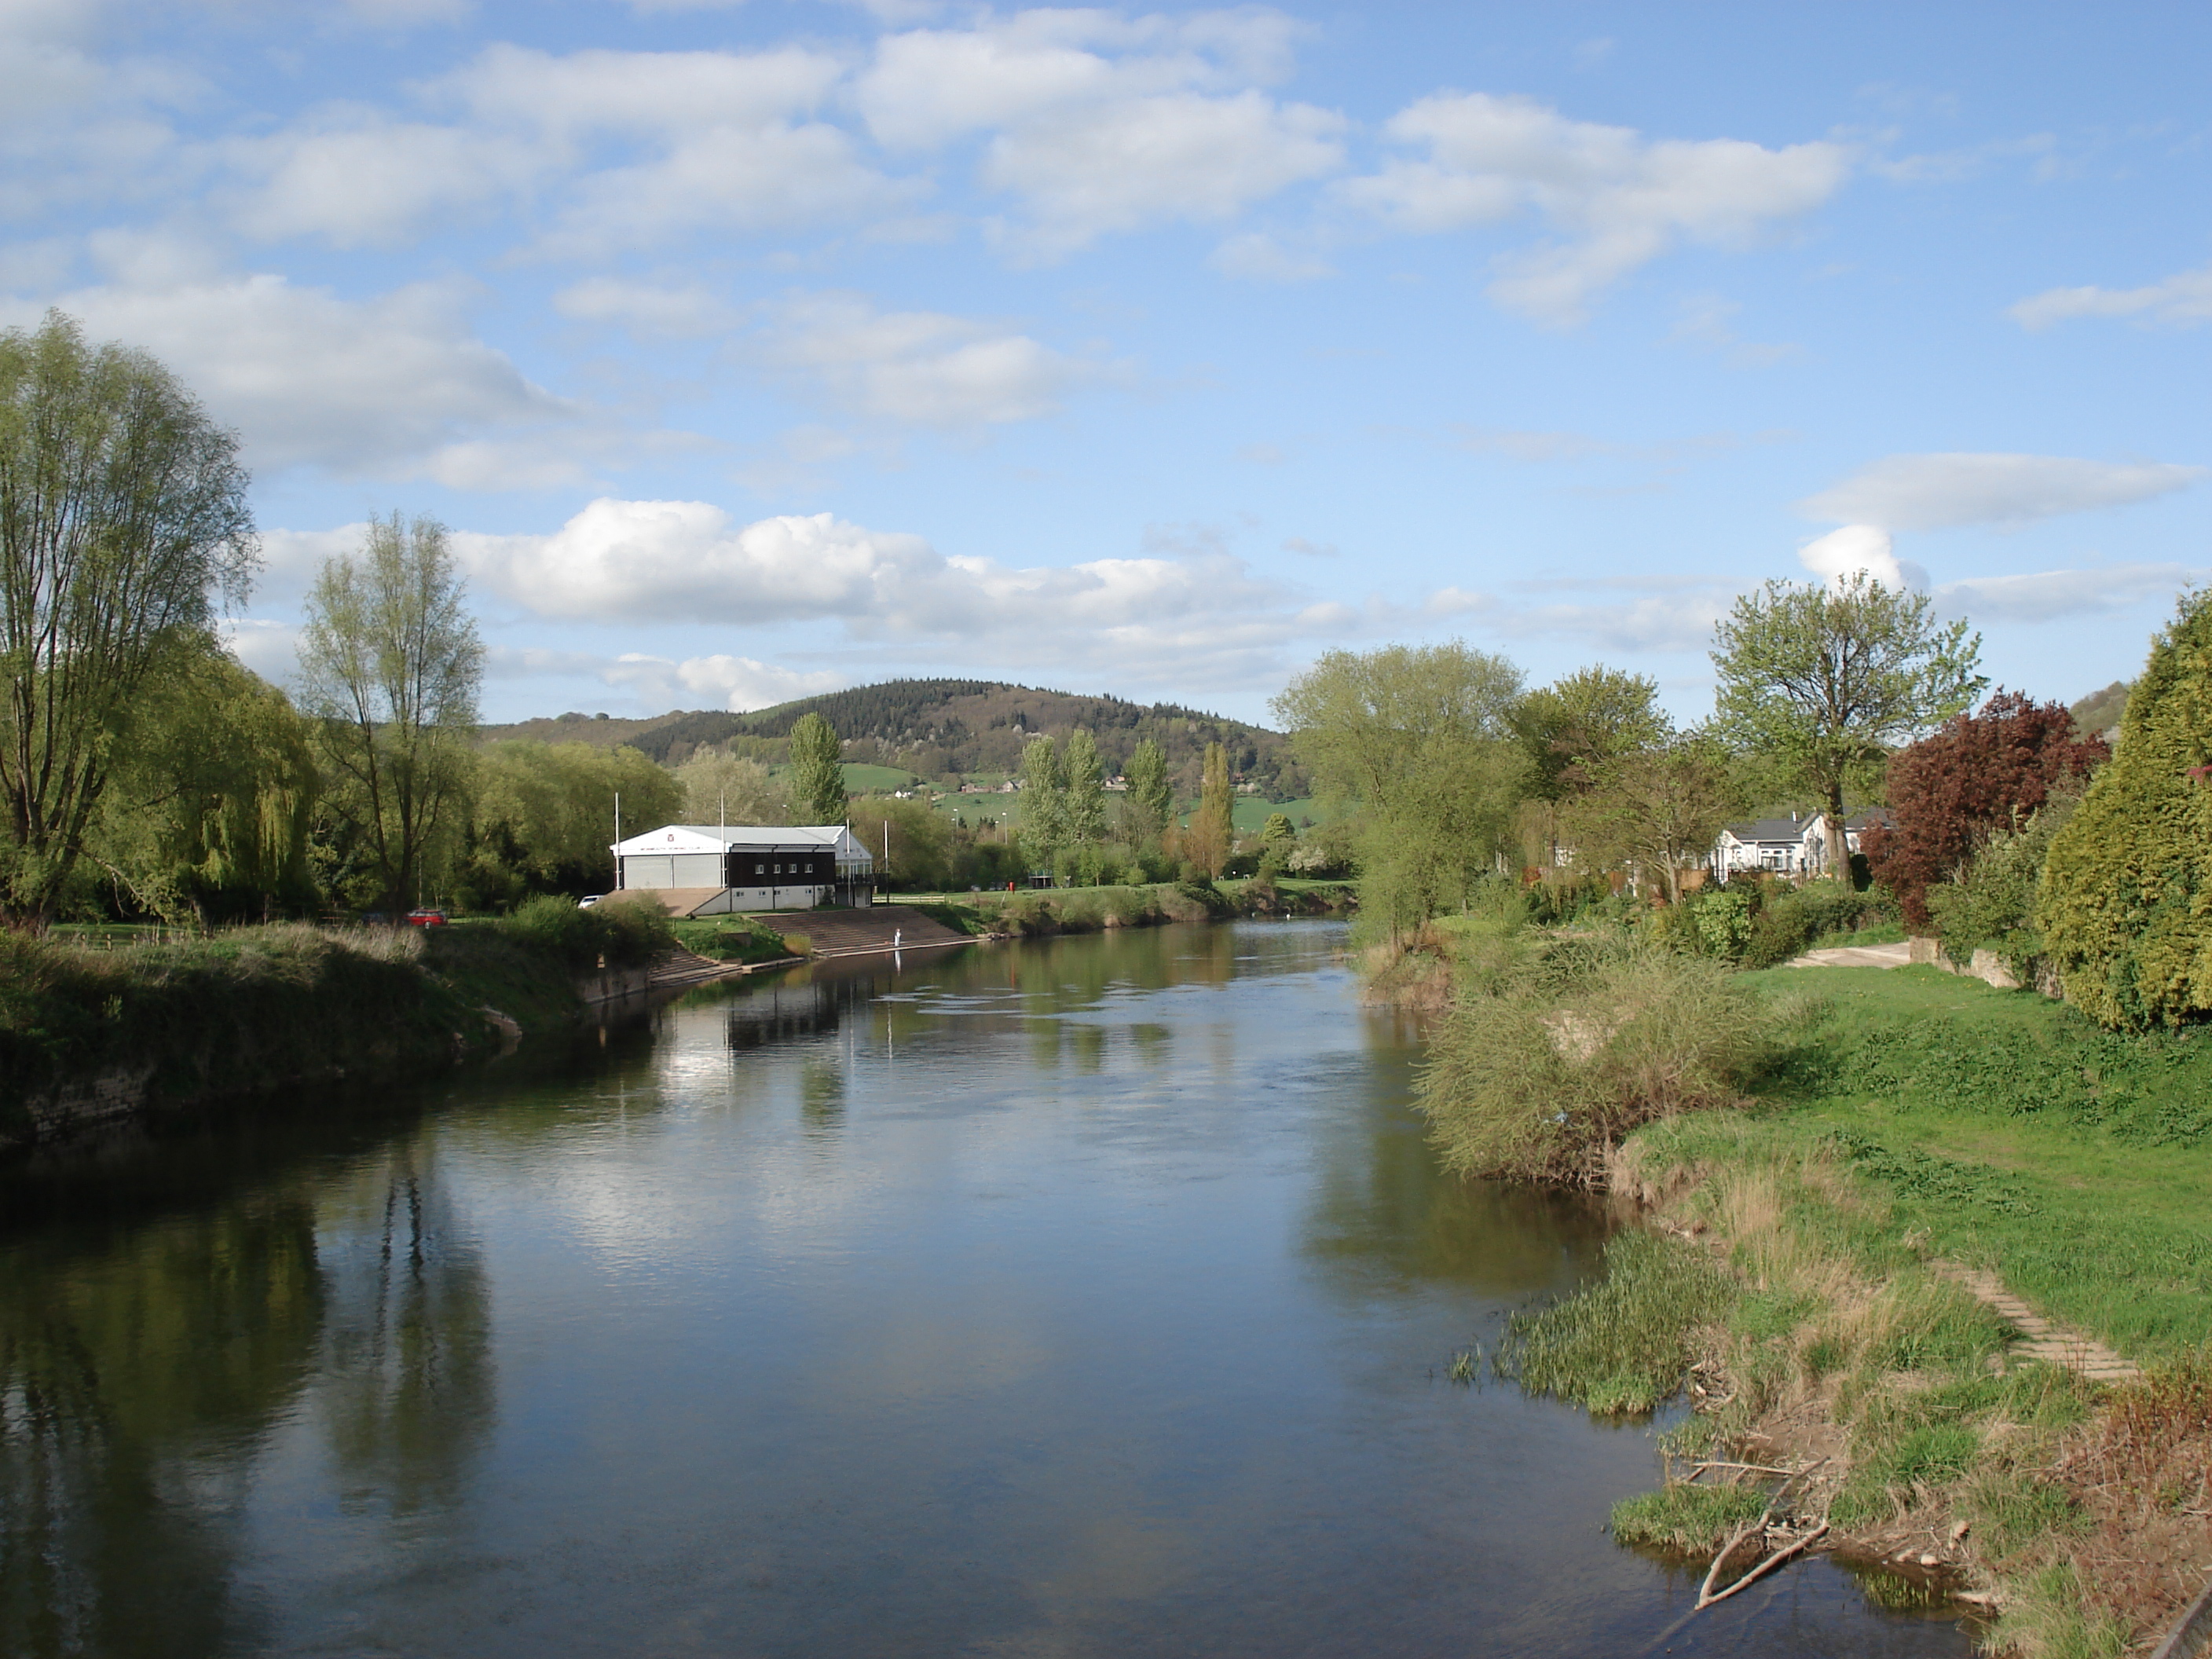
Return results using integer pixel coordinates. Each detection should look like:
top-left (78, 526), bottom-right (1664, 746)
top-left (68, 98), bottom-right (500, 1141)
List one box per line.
top-left (2071, 680), bottom-right (2130, 740)
top-left (480, 679), bottom-right (1309, 798)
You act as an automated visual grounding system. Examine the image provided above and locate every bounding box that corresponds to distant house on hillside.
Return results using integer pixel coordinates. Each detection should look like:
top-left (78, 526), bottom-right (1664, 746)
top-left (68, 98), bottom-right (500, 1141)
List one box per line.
top-left (1712, 811), bottom-right (1888, 881)
top-left (610, 824), bottom-right (874, 911)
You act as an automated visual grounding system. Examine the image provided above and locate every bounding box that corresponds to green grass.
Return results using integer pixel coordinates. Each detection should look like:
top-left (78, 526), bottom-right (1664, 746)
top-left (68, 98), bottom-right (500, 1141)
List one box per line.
top-left (1611, 1481), bottom-right (1770, 1551)
top-left (666, 914), bottom-right (794, 963)
top-left (1501, 1229), bottom-right (1736, 1413)
top-left (1726, 963), bottom-right (2212, 1361)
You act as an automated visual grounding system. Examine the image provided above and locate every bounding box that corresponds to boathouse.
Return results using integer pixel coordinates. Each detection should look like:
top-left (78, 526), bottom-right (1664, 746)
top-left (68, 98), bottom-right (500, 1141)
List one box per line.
top-left (610, 824), bottom-right (875, 912)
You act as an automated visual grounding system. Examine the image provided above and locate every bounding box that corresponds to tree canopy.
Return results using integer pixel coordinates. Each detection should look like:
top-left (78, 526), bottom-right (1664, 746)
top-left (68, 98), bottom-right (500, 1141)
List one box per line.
top-left (1711, 573), bottom-right (1984, 874)
top-left (0, 310), bottom-right (257, 922)
top-left (786, 712), bottom-right (845, 823)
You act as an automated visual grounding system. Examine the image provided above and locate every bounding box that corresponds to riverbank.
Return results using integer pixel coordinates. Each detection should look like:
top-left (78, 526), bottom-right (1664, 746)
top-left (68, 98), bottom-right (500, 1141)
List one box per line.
top-left (1494, 964), bottom-right (2212, 1655)
top-left (892, 875), bottom-right (1356, 939)
top-left (0, 903), bottom-right (676, 1148)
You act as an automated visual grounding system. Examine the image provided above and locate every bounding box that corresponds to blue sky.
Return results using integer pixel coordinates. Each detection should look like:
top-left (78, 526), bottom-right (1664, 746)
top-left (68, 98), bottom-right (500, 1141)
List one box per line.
top-left (7, 1), bottom-right (2208, 724)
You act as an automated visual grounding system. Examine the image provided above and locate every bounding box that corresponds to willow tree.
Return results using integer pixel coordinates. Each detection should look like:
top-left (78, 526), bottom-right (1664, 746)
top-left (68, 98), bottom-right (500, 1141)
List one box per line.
top-left (0, 311), bottom-right (257, 923)
top-left (786, 712), bottom-right (845, 823)
top-left (1272, 641), bottom-right (1525, 942)
top-left (298, 514), bottom-right (482, 913)
top-left (1711, 573), bottom-right (1983, 876)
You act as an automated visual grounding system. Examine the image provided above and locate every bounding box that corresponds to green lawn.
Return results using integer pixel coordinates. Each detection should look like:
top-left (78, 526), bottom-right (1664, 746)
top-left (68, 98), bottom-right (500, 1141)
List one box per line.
top-left (1700, 964), bottom-right (2212, 1361)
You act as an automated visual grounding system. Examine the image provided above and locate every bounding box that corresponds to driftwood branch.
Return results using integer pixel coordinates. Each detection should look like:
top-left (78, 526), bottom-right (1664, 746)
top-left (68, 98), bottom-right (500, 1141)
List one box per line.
top-left (1697, 1523), bottom-right (1829, 1608)
top-left (1693, 1459), bottom-right (1830, 1613)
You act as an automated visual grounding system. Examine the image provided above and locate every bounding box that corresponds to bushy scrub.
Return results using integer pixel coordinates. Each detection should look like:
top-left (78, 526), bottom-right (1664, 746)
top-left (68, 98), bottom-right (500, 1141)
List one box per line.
top-left (1925, 797), bottom-right (2077, 981)
top-left (1415, 943), bottom-right (1771, 1182)
top-left (1741, 881), bottom-right (1897, 968)
top-left (492, 892), bottom-right (675, 970)
top-left (2042, 588), bottom-right (2212, 1029)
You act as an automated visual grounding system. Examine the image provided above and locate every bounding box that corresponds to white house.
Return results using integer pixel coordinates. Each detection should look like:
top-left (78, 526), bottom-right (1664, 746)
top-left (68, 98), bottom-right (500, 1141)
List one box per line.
top-left (609, 824), bottom-right (874, 912)
top-left (1712, 811), bottom-right (1888, 881)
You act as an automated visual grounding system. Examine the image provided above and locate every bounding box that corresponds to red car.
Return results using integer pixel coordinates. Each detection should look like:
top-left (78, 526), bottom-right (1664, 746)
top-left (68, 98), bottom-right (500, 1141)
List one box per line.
top-left (405, 909), bottom-right (449, 927)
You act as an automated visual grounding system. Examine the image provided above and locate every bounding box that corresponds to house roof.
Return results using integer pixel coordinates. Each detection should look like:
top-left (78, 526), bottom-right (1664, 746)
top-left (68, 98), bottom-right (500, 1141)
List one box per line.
top-left (1720, 810), bottom-right (1889, 846)
top-left (610, 824), bottom-right (873, 865)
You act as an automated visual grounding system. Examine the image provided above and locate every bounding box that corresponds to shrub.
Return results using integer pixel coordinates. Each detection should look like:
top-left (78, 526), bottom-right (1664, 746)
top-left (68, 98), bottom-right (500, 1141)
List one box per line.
top-left (493, 892), bottom-right (675, 971)
top-left (1416, 947), bottom-right (1769, 1183)
top-left (1861, 691), bottom-right (2106, 931)
top-left (2042, 589), bottom-right (2212, 1029)
top-left (1740, 881), bottom-right (1895, 968)
top-left (1925, 797), bottom-right (2077, 981)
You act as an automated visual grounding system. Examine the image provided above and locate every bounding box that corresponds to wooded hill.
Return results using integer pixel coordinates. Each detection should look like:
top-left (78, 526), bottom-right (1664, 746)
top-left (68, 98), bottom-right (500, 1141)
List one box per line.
top-left (481, 679), bottom-right (1309, 798)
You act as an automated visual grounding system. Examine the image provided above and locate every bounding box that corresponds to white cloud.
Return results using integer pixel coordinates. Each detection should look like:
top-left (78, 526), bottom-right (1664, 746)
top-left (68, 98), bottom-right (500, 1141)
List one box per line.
top-left (856, 11), bottom-right (1338, 258)
top-left (1796, 523), bottom-right (1925, 590)
top-left (983, 91), bottom-right (1344, 258)
top-left (3, 273), bottom-right (578, 482)
top-left (1936, 564), bottom-right (2199, 624)
top-left (1800, 452), bottom-right (2206, 530)
top-left (1337, 93), bottom-right (1849, 324)
top-left (221, 617), bottom-right (304, 683)
top-left (1208, 231), bottom-right (1335, 281)
top-left (758, 291), bottom-right (1119, 426)
top-left (1427, 578), bottom-right (1730, 654)
top-left (603, 653), bottom-right (846, 712)
top-left (225, 118), bottom-right (540, 247)
top-left (2009, 262), bottom-right (2212, 331)
top-left (553, 276), bottom-right (737, 338)
top-left (448, 496), bottom-right (1347, 687)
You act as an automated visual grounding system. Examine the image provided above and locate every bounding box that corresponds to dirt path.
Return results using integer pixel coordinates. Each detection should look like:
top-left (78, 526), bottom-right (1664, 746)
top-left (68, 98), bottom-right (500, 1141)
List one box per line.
top-left (1786, 940), bottom-right (1914, 969)
top-left (1933, 1261), bottom-right (2142, 1382)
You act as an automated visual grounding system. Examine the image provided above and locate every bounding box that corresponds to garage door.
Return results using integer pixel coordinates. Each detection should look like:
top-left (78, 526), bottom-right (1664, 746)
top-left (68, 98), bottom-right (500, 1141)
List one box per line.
top-left (625, 855), bottom-right (678, 888)
top-left (672, 852), bottom-right (724, 887)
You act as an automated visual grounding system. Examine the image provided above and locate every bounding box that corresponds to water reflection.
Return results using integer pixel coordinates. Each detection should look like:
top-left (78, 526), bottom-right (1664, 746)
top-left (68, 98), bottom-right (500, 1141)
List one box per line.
top-left (0, 921), bottom-right (1967, 1658)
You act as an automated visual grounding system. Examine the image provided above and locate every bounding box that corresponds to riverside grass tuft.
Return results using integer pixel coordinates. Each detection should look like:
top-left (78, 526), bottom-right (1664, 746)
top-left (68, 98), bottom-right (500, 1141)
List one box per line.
top-left (1501, 1229), bottom-right (1733, 1414)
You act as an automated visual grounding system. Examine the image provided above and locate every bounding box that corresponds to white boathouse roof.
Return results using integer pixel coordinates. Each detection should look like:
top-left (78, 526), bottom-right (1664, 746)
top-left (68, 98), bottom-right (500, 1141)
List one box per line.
top-left (610, 824), bottom-right (873, 868)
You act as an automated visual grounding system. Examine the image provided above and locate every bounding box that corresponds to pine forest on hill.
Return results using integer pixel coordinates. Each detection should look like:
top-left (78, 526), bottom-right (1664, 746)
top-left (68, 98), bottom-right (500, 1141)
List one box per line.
top-left (480, 679), bottom-right (1310, 799)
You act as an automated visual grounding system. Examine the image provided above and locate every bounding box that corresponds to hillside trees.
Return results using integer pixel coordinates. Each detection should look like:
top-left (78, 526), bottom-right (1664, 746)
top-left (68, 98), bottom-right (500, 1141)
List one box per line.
top-left (786, 712), bottom-right (846, 822)
top-left (1273, 641), bottom-right (1525, 942)
top-left (2041, 590), bottom-right (2212, 1028)
top-left (0, 311), bottom-right (258, 924)
top-left (298, 513), bottom-right (482, 913)
top-left (1712, 573), bottom-right (1984, 877)
top-left (1861, 691), bottom-right (2107, 928)
top-left (848, 797), bottom-right (952, 891)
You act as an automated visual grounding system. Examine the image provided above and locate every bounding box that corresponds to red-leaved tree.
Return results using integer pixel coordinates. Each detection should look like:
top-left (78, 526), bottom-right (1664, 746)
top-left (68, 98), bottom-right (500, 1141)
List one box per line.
top-left (1861, 690), bottom-right (2108, 930)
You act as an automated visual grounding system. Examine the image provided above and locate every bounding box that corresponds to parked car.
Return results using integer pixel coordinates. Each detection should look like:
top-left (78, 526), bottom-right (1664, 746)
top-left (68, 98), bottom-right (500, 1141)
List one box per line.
top-left (577, 894), bottom-right (603, 909)
top-left (404, 908), bottom-right (448, 927)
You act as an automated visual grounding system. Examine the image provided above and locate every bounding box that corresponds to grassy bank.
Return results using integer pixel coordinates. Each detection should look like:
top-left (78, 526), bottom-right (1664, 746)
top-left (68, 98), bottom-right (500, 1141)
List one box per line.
top-left (1463, 964), bottom-right (2212, 1654)
top-left (891, 876), bottom-right (1355, 939)
top-left (0, 901), bottom-right (677, 1145)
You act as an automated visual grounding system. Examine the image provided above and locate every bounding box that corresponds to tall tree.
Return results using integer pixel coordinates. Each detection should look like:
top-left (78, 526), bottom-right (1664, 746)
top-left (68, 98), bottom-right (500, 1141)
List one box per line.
top-left (1273, 641), bottom-right (1526, 943)
top-left (1513, 665), bottom-right (1667, 802)
top-left (465, 741), bottom-right (681, 905)
top-left (298, 513), bottom-right (482, 913)
top-left (675, 749), bottom-right (789, 827)
top-left (1861, 690), bottom-right (2107, 929)
top-left (786, 712), bottom-right (846, 823)
top-left (1711, 573), bottom-right (1984, 876)
top-left (1561, 731), bottom-right (1741, 905)
top-left (1062, 729), bottom-right (1105, 846)
top-left (0, 311), bottom-right (257, 923)
top-left (1119, 737), bottom-right (1172, 853)
top-left (1185, 741), bottom-right (1234, 878)
top-left (1020, 734), bottom-right (1067, 870)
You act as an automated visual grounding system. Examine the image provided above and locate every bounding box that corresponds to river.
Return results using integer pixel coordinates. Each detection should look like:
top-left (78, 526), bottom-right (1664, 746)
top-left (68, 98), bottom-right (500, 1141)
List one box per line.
top-left (0, 919), bottom-right (1970, 1657)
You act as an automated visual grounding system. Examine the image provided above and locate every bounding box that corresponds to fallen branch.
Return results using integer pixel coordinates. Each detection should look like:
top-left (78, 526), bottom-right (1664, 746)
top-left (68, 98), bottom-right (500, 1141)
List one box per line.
top-left (1693, 1459), bottom-right (1829, 1611)
top-left (1697, 1523), bottom-right (1830, 1609)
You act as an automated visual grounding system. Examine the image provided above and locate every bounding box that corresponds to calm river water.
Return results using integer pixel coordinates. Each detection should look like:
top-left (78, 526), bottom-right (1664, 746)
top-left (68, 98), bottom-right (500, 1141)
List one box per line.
top-left (0, 920), bottom-right (1969, 1657)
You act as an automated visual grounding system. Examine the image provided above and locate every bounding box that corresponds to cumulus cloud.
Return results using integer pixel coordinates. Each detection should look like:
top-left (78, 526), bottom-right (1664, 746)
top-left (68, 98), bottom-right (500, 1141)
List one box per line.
top-left (553, 276), bottom-right (737, 338)
top-left (1208, 231), bottom-right (1335, 281)
top-left (2009, 262), bottom-right (2212, 331)
top-left (221, 617), bottom-right (305, 683)
top-left (857, 10), bottom-right (1340, 258)
top-left (1800, 452), bottom-right (2206, 531)
top-left (1, 273), bottom-right (579, 482)
top-left (1337, 93), bottom-right (1849, 324)
top-left (446, 496), bottom-right (1349, 687)
top-left (1796, 523), bottom-right (1926, 591)
top-left (756, 291), bottom-right (1120, 426)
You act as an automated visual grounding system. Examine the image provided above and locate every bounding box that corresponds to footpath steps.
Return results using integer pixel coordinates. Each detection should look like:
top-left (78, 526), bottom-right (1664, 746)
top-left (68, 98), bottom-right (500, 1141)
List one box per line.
top-left (1934, 1262), bottom-right (2141, 1382)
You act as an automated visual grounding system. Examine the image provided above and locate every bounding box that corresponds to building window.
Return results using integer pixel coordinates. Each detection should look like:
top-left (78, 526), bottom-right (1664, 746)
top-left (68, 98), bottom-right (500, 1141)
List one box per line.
top-left (754, 862), bottom-right (764, 875)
